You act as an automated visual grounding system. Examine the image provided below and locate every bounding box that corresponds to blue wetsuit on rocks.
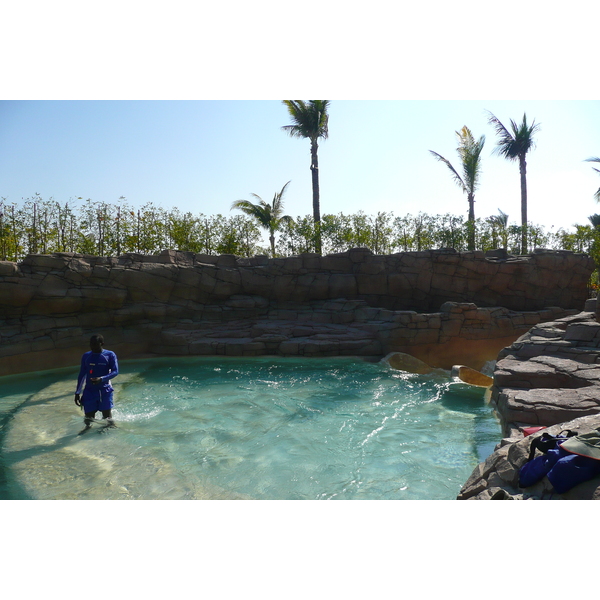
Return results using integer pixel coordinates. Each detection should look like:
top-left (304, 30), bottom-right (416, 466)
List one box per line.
top-left (76, 349), bottom-right (119, 414)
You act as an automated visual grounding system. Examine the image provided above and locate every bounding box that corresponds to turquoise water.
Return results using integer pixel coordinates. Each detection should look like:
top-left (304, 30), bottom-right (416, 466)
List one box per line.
top-left (0, 356), bottom-right (500, 500)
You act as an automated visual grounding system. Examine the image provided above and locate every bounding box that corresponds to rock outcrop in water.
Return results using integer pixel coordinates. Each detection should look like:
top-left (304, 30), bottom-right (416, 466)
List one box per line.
top-left (0, 248), bottom-right (592, 376)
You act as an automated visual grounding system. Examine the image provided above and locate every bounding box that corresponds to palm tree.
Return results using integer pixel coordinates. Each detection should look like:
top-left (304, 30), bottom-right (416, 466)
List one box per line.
top-left (589, 214), bottom-right (600, 227)
top-left (585, 157), bottom-right (600, 202)
top-left (231, 181), bottom-right (293, 257)
top-left (281, 100), bottom-right (330, 254)
top-left (429, 126), bottom-right (485, 251)
top-left (491, 209), bottom-right (509, 228)
top-left (489, 209), bottom-right (509, 249)
top-left (487, 111), bottom-right (540, 254)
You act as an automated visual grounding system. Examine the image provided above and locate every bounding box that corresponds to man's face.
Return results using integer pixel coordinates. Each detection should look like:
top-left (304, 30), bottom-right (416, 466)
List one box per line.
top-left (90, 340), bottom-right (103, 353)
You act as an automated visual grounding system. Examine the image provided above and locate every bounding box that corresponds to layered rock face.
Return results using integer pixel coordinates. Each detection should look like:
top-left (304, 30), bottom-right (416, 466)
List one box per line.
top-left (459, 303), bottom-right (600, 500)
top-left (493, 308), bottom-right (600, 430)
top-left (0, 248), bottom-right (593, 376)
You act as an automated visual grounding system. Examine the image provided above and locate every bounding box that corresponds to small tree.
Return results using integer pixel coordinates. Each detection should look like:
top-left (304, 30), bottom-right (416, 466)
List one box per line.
top-left (231, 181), bottom-right (293, 257)
top-left (429, 126), bottom-right (485, 251)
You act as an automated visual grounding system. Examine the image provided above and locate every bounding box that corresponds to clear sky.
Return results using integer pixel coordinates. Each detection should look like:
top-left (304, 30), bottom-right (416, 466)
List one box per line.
top-left (1, 99), bottom-right (599, 234)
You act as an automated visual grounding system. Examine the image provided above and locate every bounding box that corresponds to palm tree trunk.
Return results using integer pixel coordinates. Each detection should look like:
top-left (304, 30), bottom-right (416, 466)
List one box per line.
top-left (310, 140), bottom-right (322, 254)
top-left (467, 192), bottom-right (475, 251)
top-left (519, 154), bottom-right (528, 254)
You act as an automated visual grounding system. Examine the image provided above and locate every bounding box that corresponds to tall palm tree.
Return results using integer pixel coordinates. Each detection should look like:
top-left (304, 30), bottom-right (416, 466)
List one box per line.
top-left (281, 100), bottom-right (330, 254)
top-left (429, 126), bottom-right (485, 251)
top-left (487, 111), bottom-right (540, 254)
top-left (231, 181), bottom-right (293, 257)
top-left (585, 157), bottom-right (600, 202)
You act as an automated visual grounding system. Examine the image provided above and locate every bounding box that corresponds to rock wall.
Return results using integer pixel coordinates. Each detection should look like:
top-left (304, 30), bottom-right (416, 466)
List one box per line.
top-left (492, 307), bottom-right (600, 431)
top-left (0, 248), bottom-right (593, 376)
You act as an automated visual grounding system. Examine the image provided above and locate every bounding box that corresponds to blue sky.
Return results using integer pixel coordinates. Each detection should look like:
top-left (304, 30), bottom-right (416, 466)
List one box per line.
top-left (1, 99), bottom-right (599, 234)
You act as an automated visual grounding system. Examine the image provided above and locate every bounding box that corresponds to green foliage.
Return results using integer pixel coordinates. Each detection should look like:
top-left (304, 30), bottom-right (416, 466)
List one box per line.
top-left (281, 101), bottom-right (330, 145)
top-left (429, 125), bottom-right (485, 250)
top-left (1, 195), bottom-right (598, 264)
top-left (487, 111), bottom-right (541, 254)
top-left (231, 182), bottom-right (292, 257)
top-left (487, 112), bottom-right (540, 162)
top-left (0, 196), bottom-right (265, 261)
top-left (281, 100), bottom-right (330, 254)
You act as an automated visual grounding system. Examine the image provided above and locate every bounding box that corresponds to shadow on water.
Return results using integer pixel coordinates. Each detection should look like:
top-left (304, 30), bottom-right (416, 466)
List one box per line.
top-left (0, 403), bottom-right (35, 500)
top-left (0, 366), bottom-right (78, 500)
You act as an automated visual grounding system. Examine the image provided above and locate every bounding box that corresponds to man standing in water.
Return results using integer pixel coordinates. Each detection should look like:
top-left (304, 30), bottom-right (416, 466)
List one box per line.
top-left (75, 334), bottom-right (119, 432)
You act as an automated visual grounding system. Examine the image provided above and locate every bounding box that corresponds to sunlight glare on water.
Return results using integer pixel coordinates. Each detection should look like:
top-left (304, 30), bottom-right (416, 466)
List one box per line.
top-left (0, 356), bottom-right (501, 500)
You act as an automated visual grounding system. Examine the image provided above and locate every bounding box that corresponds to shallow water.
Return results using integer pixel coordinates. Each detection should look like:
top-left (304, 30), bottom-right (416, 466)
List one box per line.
top-left (0, 356), bottom-right (501, 500)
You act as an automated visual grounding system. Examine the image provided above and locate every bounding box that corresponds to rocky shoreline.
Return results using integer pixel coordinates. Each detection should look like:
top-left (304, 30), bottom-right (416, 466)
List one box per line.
top-left (459, 300), bottom-right (600, 500)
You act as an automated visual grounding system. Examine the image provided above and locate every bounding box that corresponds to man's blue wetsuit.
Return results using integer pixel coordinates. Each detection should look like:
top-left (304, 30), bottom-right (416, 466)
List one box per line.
top-left (76, 349), bottom-right (119, 414)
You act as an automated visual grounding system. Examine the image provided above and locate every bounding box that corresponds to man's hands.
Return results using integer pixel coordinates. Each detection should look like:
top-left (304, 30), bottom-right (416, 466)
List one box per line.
top-left (75, 377), bottom-right (103, 406)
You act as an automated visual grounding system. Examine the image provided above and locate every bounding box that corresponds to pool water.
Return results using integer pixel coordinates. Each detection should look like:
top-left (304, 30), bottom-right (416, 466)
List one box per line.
top-left (0, 356), bottom-right (501, 500)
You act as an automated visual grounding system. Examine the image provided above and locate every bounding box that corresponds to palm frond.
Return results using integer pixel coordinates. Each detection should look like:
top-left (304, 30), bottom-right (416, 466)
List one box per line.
top-left (429, 150), bottom-right (467, 192)
top-left (231, 182), bottom-right (293, 231)
top-left (512, 113), bottom-right (540, 153)
top-left (585, 158), bottom-right (600, 201)
top-left (588, 214), bottom-right (600, 227)
top-left (489, 209), bottom-right (509, 227)
top-left (281, 100), bottom-right (329, 142)
top-left (487, 110), bottom-right (539, 160)
top-left (585, 157), bottom-right (600, 173)
top-left (456, 126), bottom-right (485, 193)
top-left (231, 198), bottom-right (271, 223)
top-left (486, 110), bottom-right (517, 160)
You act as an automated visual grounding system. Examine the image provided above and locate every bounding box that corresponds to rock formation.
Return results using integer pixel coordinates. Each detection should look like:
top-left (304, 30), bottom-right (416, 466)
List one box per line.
top-left (459, 301), bottom-right (600, 500)
top-left (0, 248), bottom-right (592, 376)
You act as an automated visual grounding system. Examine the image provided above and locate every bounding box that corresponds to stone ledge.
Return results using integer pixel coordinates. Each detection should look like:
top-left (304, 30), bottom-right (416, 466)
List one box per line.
top-left (461, 310), bottom-right (600, 500)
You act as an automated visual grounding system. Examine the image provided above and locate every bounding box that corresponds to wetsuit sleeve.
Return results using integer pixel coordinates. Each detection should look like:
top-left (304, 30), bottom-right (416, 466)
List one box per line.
top-left (101, 351), bottom-right (119, 384)
top-left (75, 354), bottom-right (87, 394)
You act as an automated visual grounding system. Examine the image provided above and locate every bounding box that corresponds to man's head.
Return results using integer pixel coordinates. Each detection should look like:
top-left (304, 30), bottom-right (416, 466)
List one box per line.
top-left (90, 334), bottom-right (104, 353)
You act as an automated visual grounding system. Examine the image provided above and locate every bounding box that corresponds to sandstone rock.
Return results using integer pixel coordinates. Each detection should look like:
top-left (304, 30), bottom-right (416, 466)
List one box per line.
top-left (0, 250), bottom-right (593, 378)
